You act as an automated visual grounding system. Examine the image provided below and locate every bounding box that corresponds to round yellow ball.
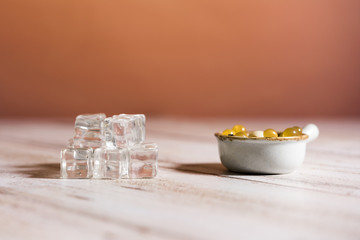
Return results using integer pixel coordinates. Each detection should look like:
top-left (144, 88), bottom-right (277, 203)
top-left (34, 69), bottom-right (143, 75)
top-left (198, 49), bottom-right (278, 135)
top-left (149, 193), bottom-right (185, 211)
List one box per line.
top-left (282, 127), bottom-right (299, 137)
top-left (232, 125), bottom-right (246, 134)
top-left (222, 129), bottom-right (234, 136)
top-left (264, 129), bottom-right (278, 138)
top-left (292, 126), bottom-right (303, 135)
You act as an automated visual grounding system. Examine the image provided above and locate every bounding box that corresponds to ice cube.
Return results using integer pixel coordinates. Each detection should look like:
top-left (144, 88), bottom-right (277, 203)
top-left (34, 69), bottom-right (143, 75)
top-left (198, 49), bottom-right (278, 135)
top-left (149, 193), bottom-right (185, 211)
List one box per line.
top-left (74, 113), bottom-right (106, 139)
top-left (74, 113), bottom-right (105, 149)
top-left (117, 114), bottom-right (145, 144)
top-left (93, 147), bottom-right (129, 179)
top-left (102, 114), bottom-right (145, 147)
top-left (128, 143), bottom-right (158, 178)
top-left (60, 147), bottom-right (93, 178)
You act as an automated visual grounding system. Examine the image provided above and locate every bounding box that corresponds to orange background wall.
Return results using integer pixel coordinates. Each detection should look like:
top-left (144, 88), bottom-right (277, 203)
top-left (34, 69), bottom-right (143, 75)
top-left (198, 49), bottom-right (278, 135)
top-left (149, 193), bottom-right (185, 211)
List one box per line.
top-left (1, 0), bottom-right (359, 117)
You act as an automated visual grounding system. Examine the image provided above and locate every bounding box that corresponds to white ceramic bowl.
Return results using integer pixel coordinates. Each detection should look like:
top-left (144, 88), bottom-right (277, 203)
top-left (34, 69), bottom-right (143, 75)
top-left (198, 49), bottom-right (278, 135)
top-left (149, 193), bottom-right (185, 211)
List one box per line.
top-left (215, 124), bottom-right (319, 174)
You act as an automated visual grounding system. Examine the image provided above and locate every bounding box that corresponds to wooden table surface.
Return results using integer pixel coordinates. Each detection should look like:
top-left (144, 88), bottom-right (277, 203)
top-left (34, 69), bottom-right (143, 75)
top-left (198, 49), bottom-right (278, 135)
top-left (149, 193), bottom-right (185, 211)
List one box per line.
top-left (0, 117), bottom-right (359, 240)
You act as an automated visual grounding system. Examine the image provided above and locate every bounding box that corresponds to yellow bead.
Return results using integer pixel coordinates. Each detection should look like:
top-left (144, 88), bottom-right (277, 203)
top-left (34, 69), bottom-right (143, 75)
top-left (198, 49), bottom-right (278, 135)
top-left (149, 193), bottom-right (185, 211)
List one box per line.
top-left (235, 132), bottom-right (248, 137)
top-left (293, 126), bottom-right (303, 135)
top-left (282, 127), bottom-right (301, 137)
top-left (232, 124), bottom-right (246, 134)
top-left (264, 129), bottom-right (278, 138)
top-left (222, 129), bottom-right (234, 136)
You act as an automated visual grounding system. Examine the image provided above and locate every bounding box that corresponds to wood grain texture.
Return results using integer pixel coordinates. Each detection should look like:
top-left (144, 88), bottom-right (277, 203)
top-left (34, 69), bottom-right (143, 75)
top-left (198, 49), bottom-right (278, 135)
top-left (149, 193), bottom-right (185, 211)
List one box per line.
top-left (0, 118), bottom-right (359, 240)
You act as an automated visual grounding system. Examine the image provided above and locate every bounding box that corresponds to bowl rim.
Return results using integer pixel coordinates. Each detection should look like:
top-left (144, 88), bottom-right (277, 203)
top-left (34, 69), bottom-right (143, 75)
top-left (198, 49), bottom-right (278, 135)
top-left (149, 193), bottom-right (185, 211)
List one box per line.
top-left (214, 132), bottom-right (309, 141)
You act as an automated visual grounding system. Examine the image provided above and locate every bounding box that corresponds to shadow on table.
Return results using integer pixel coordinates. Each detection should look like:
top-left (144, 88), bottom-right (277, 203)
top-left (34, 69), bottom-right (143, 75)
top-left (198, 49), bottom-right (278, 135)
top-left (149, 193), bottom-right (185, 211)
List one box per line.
top-left (13, 163), bottom-right (60, 179)
top-left (13, 162), bottom-right (266, 179)
top-left (174, 163), bottom-right (266, 176)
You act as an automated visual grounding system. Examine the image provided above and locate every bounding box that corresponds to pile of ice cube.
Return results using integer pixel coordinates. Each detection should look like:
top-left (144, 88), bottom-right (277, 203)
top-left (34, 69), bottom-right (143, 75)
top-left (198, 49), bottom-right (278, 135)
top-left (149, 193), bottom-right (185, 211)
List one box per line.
top-left (60, 113), bottom-right (158, 179)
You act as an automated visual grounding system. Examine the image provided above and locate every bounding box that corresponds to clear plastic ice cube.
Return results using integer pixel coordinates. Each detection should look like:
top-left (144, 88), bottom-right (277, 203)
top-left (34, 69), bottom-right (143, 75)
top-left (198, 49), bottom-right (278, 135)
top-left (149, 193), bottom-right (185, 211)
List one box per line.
top-left (128, 143), bottom-right (158, 179)
top-left (74, 113), bottom-right (106, 139)
top-left (93, 147), bottom-right (129, 179)
top-left (60, 147), bottom-right (93, 178)
top-left (102, 114), bottom-right (145, 147)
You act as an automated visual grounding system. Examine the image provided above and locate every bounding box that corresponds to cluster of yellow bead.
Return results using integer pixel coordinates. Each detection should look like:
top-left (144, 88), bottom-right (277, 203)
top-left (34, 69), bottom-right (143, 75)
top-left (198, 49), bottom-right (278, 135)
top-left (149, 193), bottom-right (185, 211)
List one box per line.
top-left (222, 125), bottom-right (248, 137)
top-left (221, 125), bottom-right (303, 138)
